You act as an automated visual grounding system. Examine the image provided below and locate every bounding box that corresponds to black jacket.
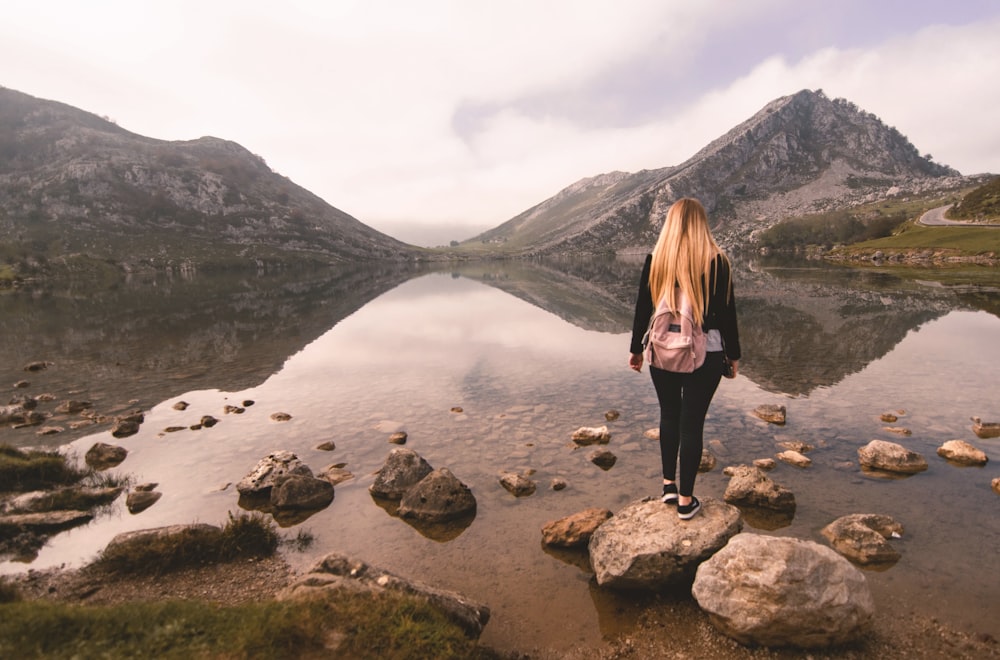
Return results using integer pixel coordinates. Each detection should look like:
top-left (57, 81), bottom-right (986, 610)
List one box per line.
top-left (629, 253), bottom-right (742, 360)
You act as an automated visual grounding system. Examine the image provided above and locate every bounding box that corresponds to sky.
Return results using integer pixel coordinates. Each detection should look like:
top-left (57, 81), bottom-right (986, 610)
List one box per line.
top-left (3, 1), bottom-right (1000, 246)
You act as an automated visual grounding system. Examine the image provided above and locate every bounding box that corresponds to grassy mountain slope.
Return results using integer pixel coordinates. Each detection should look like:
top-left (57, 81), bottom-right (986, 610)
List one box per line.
top-left (0, 87), bottom-right (417, 274)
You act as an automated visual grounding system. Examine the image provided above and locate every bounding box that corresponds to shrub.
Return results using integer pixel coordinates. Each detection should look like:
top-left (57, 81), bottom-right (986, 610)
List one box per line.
top-left (0, 444), bottom-right (84, 492)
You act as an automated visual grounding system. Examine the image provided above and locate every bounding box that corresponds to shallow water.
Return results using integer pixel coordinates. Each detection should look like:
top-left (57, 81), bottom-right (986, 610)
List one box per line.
top-left (2, 259), bottom-right (999, 653)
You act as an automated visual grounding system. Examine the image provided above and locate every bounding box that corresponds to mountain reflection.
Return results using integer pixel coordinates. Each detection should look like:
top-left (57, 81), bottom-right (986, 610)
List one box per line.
top-left (0, 263), bottom-right (421, 445)
top-left (2, 257), bottom-right (996, 449)
top-left (465, 257), bottom-right (994, 397)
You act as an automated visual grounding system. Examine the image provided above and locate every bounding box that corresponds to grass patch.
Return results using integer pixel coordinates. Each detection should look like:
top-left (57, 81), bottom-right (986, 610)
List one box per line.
top-left (0, 444), bottom-right (86, 492)
top-left (0, 591), bottom-right (496, 659)
top-left (837, 220), bottom-right (1000, 256)
top-left (0, 579), bottom-right (20, 603)
top-left (93, 512), bottom-right (279, 575)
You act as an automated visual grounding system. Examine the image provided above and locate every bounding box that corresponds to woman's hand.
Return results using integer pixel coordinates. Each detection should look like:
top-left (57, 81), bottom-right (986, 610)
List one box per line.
top-left (628, 353), bottom-right (644, 372)
top-left (725, 359), bottom-right (739, 379)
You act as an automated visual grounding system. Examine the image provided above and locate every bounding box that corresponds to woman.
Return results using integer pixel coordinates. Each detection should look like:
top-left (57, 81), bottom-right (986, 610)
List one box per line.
top-left (628, 198), bottom-right (741, 520)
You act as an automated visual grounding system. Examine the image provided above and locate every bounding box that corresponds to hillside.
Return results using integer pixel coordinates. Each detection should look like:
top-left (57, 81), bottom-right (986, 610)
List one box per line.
top-left (948, 176), bottom-right (1000, 222)
top-left (0, 87), bottom-right (417, 273)
top-left (463, 89), bottom-right (975, 255)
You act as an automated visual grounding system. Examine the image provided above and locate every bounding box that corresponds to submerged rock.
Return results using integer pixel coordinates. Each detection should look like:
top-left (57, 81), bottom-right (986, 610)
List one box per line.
top-left (499, 472), bottom-right (536, 497)
top-left (821, 513), bottom-right (903, 565)
top-left (753, 404), bottom-right (786, 425)
top-left (541, 507), bottom-right (612, 548)
top-left (971, 417), bottom-right (1000, 439)
top-left (572, 425), bottom-right (611, 445)
top-left (588, 449), bottom-right (617, 470)
top-left (777, 450), bottom-right (811, 468)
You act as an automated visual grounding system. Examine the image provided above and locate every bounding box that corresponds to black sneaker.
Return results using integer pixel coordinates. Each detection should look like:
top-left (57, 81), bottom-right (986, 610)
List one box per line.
top-left (660, 482), bottom-right (678, 505)
top-left (677, 496), bottom-right (701, 520)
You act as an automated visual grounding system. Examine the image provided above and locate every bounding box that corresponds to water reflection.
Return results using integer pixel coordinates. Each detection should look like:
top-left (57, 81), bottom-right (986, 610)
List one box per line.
top-left (0, 263), bottom-right (422, 447)
top-left (2, 258), bottom-right (999, 652)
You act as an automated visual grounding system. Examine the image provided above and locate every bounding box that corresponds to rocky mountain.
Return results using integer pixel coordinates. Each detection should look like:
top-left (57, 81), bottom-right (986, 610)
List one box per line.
top-left (0, 87), bottom-right (417, 272)
top-left (466, 89), bottom-right (974, 254)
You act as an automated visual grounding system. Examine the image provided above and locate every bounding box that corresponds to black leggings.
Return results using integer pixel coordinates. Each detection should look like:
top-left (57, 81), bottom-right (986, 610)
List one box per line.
top-left (649, 352), bottom-right (725, 497)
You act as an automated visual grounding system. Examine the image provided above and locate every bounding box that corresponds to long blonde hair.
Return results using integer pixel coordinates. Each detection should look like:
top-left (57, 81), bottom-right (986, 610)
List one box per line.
top-left (649, 198), bottom-right (726, 326)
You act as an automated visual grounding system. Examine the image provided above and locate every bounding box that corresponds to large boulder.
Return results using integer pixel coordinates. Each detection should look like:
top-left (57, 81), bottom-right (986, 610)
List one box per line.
top-left (237, 451), bottom-right (313, 496)
top-left (588, 497), bottom-right (742, 590)
top-left (103, 523), bottom-right (223, 558)
top-left (722, 465), bottom-right (796, 513)
top-left (693, 534), bottom-right (874, 648)
top-left (398, 468), bottom-right (476, 523)
top-left (279, 553), bottom-right (490, 639)
top-left (369, 448), bottom-right (434, 500)
top-left (857, 440), bottom-right (928, 474)
top-left (821, 513), bottom-right (903, 565)
top-left (541, 508), bottom-right (613, 548)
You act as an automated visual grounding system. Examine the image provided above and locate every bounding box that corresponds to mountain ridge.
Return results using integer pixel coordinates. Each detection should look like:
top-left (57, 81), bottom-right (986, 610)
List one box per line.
top-left (464, 89), bottom-right (978, 255)
top-left (0, 86), bottom-right (418, 272)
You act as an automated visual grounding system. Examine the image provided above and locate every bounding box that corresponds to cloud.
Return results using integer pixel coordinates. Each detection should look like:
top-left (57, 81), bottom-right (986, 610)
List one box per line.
top-left (2, 1), bottom-right (998, 241)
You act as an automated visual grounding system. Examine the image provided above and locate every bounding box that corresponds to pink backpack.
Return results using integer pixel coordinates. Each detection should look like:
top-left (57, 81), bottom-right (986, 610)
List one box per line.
top-left (642, 287), bottom-right (707, 373)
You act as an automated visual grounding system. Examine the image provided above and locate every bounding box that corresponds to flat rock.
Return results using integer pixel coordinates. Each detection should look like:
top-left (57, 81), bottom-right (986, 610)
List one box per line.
top-left (541, 507), bottom-right (612, 548)
top-left (278, 553), bottom-right (490, 639)
top-left (777, 450), bottom-right (811, 468)
top-left (936, 440), bottom-right (988, 466)
top-left (499, 472), bottom-right (536, 497)
top-left (753, 404), bottom-right (786, 425)
top-left (572, 425), bottom-right (611, 445)
top-left (857, 440), bottom-right (928, 475)
top-left (588, 497), bottom-right (742, 590)
top-left (821, 513), bottom-right (903, 565)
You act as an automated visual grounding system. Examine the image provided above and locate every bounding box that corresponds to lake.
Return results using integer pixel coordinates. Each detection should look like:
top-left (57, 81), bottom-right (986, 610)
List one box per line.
top-left (2, 257), bottom-right (999, 654)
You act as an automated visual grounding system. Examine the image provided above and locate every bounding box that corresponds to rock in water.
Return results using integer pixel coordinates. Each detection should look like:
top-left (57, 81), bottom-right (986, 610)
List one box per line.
top-left (588, 497), bottom-right (742, 590)
top-left (398, 468), bottom-right (476, 523)
top-left (693, 534), bottom-right (874, 648)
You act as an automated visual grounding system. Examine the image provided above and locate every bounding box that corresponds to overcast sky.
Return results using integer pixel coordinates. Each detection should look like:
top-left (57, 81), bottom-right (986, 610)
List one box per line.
top-left (4, 1), bottom-right (999, 245)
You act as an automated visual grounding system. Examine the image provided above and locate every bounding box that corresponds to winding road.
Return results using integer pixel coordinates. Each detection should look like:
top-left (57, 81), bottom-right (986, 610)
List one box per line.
top-left (918, 205), bottom-right (1000, 227)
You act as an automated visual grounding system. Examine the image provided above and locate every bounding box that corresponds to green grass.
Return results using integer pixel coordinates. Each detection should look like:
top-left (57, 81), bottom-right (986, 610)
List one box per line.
top-left (836, 219), bottom-right (1000, 256)
top-left (94, 512), bottom-right (280, 575)
top-left (0, 591), bottom-right (495, 659)
top-left (0, 444), bottom-right (86, 492)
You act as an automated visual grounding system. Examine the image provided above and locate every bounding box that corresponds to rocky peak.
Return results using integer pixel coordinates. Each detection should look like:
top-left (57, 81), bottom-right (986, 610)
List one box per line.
top-left (467, 89), bottom-right (971, 255)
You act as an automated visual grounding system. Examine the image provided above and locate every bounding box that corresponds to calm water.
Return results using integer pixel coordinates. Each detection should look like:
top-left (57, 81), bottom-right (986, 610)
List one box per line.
top-left (2, 258), bottom-right (999, 653)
